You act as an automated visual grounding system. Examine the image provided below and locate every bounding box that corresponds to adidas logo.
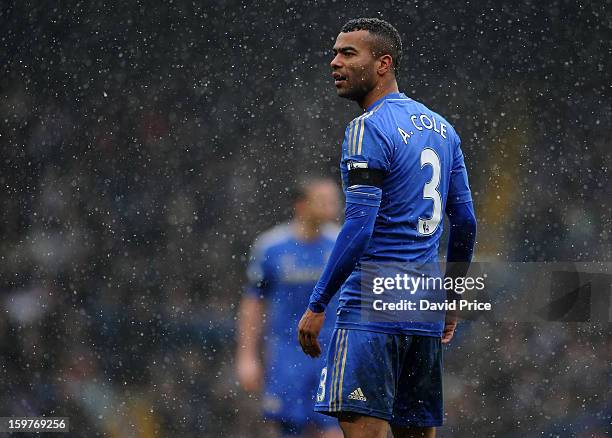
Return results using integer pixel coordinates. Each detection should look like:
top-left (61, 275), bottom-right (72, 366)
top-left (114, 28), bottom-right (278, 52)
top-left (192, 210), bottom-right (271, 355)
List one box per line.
top-left (348, 387), bottom-right (367, 401)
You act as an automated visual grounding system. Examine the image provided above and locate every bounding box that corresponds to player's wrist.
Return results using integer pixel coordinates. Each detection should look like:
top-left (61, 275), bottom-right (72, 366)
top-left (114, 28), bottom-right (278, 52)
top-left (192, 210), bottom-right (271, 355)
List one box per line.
top-left (308, 301), bottom-right (326, 313)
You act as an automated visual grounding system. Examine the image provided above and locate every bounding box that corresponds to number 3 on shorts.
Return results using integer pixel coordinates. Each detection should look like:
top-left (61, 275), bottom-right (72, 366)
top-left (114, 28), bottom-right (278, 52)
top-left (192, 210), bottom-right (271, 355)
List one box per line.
top-left (317, 367), bottom-right (327, 403)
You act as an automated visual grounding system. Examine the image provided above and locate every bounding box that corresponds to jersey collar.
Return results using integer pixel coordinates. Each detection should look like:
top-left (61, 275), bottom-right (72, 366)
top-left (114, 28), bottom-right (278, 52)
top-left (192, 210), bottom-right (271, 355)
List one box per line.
top-left (366, 92), bottom-right (407, 112)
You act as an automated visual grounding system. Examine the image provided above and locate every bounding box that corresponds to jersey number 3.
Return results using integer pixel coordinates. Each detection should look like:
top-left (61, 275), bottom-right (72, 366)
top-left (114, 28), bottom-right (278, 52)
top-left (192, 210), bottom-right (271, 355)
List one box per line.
top-left (418, 148), bottom-right (442, 236)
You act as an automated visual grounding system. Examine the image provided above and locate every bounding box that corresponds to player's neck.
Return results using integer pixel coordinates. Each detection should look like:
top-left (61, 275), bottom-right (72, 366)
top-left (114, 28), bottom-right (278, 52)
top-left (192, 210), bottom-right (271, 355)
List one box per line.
top-left (359, 81), bottom-right (399, 111)
top-left (293, 219), bottom-right (320, 242)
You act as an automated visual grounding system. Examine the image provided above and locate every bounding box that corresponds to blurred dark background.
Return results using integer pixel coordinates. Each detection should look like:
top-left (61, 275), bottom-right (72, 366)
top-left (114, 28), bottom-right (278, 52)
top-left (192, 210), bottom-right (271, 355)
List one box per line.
top-left (0, 0), bottom-right (610, 436)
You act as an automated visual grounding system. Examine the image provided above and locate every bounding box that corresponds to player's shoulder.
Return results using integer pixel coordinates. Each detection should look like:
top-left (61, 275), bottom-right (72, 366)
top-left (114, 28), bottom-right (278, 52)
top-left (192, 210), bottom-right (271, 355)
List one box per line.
top-left (250, 223), bottom-right (294, 255)
top-left (343, 94), bottom-right (460, 146)
top-left (346, 99), bottom-right (389, 128)
top-left (344, 100), bottom-right (393, 143)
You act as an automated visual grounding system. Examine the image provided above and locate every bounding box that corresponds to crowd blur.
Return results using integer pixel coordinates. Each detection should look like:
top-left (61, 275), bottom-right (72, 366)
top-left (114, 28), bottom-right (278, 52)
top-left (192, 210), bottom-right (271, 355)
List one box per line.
top-left (1, 1), bottom-right (609, 436)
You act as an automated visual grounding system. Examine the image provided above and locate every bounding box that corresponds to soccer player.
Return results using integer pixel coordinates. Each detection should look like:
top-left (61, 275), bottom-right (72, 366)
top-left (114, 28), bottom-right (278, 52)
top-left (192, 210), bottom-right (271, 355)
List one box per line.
top-left (298, 18), bottom-right (477, 438)
top-left (236, 178), bottom-right (344, 438)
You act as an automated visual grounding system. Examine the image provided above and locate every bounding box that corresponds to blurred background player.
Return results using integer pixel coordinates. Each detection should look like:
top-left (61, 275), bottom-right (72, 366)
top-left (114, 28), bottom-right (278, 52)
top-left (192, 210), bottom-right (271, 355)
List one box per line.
top-left (236, 178), bottom-right (344, 438)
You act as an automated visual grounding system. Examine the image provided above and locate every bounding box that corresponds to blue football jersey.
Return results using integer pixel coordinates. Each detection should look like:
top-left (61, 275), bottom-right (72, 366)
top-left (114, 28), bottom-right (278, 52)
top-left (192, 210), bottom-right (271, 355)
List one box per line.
top-left (336, 92), bottom-right (473, 336)
top-left (246, 223), bottom-right (340, 352)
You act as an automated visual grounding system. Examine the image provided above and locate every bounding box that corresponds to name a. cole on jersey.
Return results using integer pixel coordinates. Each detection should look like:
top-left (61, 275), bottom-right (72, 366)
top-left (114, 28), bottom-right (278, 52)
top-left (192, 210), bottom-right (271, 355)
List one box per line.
top-left (398, 113), bottom-right (448, 144)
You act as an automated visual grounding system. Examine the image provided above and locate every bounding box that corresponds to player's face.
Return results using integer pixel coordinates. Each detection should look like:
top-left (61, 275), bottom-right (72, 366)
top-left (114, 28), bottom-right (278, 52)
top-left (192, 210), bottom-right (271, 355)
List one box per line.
top-left (330, 30), bottom-right (378, 101)
top-left (305, 182), bottom-right (340, 225)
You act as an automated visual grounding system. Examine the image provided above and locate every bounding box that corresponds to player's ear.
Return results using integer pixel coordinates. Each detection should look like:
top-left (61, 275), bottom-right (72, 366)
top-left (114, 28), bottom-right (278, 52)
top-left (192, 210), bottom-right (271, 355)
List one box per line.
top-left (377, 54), bottom-right (393, 76)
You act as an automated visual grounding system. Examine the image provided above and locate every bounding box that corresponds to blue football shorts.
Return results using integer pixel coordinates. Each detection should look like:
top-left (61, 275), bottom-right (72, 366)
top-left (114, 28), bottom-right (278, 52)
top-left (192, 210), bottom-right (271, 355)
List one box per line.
top-left (314, 328), bottom-right (443, 427)
top-left (263, 342), bottom-right (338, 434)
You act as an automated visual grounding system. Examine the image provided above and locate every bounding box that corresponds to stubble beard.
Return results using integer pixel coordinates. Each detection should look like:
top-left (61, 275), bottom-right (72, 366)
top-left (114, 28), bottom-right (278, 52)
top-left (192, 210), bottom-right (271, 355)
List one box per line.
top-left (336, 70), bottom-right (375, 104)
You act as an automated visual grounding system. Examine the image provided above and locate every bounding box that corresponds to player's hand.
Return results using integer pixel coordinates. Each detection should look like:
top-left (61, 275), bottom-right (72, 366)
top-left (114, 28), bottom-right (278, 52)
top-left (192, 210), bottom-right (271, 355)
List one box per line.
top-left (236, 354), bottom-right (263, 392)
top-left (441, 310), bottom-right (458, 344)
top-left (298, 308), bottom-right (325, 358)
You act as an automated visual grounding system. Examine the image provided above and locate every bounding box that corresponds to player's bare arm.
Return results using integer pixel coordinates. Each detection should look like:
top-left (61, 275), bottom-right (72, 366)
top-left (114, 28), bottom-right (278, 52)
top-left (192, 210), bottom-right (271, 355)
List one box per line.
top-left (236, 295), bottom-right (265, 392)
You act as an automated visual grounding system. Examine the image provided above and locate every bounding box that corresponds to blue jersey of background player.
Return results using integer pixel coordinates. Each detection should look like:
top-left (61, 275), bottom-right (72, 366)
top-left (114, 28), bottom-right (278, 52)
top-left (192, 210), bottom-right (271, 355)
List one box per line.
top-left (298, 19), bottom-right (477, 438)
top-left (237, 178), bottom-right (343, 438)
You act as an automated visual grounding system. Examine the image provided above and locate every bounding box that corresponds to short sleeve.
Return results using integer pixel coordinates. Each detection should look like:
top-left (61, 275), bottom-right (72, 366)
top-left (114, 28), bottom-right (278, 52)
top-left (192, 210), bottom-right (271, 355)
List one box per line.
top-left (244, 238), bottom-right (272, 298)
top-left (343, 116), bottom-right (392, 173)
top-left (447, 132), bottom-right (473, 206)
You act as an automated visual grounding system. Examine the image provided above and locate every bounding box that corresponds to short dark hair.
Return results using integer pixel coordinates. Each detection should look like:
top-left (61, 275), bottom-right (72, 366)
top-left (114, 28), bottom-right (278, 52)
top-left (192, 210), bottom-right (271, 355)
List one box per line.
top-left (341, 18), bottom-right (402, 74)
